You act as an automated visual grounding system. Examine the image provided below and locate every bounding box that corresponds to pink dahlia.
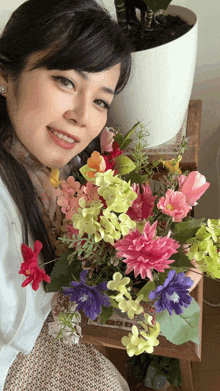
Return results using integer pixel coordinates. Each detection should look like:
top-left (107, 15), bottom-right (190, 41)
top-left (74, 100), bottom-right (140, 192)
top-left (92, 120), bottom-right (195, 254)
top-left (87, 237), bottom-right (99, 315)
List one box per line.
top-left (157, 189), bottom-right (191, 222)
top-left (127, 183), bottom-right (157, 221)
top-left (114, 221), bottom-right (179, 280)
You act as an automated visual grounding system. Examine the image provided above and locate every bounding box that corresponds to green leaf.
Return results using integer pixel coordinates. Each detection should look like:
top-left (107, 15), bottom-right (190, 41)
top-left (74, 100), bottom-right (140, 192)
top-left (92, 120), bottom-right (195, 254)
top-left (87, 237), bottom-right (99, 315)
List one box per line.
top-left (114, 155), bottom-right (136, 175)
top-left (100, 305), bottom-right (113, 324)
top-left (145, 365), bottom-right (167, 389)
top-left (114, 122), bottom-right (140, 150)
top-left (168, 251), bottom-right (193, 269)
top-left (123, 171), bottom-right (146, 186)
top-left (172, 218), bottom-right (204, 243)
top-left (79, 164), bottom-right (96, 182)
top-left (114, 133), bottom-right (124, 148)
top-left (138, 280), bottom-right (156, 301)
top-left (46, 250), bottom-right (82, 292)
top-left (156, 298), bottom-right (201, 345)
top-left (110, 297), bottom-right (119, 309)
top-left (145, 0), bottom-right (172, 13)
top-left (120, 122), bottom-right (140, 149)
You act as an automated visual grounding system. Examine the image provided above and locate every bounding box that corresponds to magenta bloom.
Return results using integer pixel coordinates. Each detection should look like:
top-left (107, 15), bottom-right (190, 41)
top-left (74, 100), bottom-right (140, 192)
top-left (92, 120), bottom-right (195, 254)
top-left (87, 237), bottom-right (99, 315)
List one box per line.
top-left (178, 171), bottom-right (210, 206)
top-left (157, 189), bottom-right (191, 222)
top-left (127, 183), bottom-right (157, 221)
top-left (114, 221), bottom-right (179, 280)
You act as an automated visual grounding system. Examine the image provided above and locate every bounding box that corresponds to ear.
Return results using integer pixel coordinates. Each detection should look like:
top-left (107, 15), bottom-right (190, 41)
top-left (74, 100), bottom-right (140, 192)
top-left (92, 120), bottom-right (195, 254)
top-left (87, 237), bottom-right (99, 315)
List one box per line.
top-left (0, 70), bottom-right (10, 95)
top-left (0, 68), bottom-right (10, 85)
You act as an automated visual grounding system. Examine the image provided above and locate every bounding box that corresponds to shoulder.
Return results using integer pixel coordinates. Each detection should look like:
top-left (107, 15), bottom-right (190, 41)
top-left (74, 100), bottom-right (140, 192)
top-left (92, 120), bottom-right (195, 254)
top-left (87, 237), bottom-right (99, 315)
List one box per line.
top-left (0, 176), bottom-right (23, 225)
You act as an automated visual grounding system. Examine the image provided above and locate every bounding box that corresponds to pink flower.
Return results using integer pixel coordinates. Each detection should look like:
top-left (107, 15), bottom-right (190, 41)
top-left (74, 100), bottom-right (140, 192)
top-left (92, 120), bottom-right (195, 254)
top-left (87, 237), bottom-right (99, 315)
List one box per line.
top-left (56, 176), bottom-right (84, 220)
top-left (127, 183), bottom-right (157, 221)
top-left (19, 241), bottom-right (50, 291)
top-left (157, 189), bottom-right (191, 222)
top-left (81, 182), bottom-right (99, 203)
top-left (114, 221), bottom-right (179, 280)
top-left (178, 171), bottom-right (210, 206)
top-left (100, 127), bottom-right (115, 153)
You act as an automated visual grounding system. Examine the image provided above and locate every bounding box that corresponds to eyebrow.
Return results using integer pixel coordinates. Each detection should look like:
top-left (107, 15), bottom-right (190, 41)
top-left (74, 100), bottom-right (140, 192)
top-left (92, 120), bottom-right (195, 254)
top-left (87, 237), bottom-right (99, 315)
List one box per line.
top-left (76, 70), bottom-right (115, 96)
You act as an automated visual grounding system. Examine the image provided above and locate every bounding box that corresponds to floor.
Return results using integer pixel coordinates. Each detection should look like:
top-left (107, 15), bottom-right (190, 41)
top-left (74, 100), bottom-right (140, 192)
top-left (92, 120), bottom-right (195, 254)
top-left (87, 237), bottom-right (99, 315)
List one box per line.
top-left (102, 276), bottom-right (220, 391)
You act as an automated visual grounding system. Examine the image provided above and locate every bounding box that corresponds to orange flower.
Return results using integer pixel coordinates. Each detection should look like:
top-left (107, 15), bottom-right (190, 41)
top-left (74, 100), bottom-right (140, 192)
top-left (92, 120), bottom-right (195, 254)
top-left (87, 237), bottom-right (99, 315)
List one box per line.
top-left (87, 151), bottom-right (106, 172)
top-left (162, 157), bottom-right (182, 174)
top-left (85, 151), bottom-right (106, 178)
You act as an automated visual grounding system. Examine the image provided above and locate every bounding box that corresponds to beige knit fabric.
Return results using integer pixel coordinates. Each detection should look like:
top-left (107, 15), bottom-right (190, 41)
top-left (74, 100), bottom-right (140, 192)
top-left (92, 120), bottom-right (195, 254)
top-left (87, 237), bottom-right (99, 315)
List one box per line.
top-left (4, 313), bottom-right (130, 391)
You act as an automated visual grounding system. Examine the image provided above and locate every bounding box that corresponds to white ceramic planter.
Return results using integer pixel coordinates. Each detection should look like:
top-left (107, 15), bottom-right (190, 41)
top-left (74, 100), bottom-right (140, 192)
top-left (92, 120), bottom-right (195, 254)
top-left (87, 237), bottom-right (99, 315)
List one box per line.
top-left (95, 0), bottom-right (117, 19)
top-left (108, 5), bottom-right (198, 147)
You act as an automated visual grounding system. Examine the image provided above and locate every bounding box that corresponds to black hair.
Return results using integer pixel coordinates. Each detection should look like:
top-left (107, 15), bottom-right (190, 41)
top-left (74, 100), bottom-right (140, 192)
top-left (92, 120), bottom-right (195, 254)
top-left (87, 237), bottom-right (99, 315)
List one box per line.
top-left (0, 0), bottom-right (131, 275)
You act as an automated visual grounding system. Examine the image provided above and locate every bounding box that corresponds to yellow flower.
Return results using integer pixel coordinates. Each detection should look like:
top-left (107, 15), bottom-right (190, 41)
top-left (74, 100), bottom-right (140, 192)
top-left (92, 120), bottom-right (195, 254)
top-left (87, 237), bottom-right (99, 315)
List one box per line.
top-left (162, 156), bottom-right (182, 174)
top-left (49, 168), bottom-right (60, 188)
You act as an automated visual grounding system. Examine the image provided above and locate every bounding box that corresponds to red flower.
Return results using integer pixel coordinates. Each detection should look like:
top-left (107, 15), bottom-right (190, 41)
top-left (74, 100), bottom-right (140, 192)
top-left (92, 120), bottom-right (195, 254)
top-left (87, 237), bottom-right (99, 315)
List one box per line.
top-left (19, 240), bottom-right (50, 291)
top-left (103, 141), bottom-right (123, 173)
top-left (127, 183), bottom-right (157, 221)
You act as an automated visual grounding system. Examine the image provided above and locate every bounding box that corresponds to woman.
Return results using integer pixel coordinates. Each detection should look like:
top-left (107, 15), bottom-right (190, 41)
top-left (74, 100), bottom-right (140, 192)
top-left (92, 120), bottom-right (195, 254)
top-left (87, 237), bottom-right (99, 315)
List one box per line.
top-left (0, 0), bottom-right (131, 389)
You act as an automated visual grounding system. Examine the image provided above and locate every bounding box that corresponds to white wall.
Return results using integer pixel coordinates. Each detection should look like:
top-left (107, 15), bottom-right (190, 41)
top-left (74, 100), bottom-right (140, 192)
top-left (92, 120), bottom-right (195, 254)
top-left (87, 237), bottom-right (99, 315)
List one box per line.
top-left (0, 1), bottom-right (24, 32)
top-left (171, 0), bottom-right (220, 219)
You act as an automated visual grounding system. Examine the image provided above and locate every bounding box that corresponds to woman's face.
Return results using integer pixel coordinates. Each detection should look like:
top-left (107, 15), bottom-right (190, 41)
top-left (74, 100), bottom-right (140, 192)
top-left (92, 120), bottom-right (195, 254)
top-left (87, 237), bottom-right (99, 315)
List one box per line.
top-left (0, 53), bottom-right (121, 168)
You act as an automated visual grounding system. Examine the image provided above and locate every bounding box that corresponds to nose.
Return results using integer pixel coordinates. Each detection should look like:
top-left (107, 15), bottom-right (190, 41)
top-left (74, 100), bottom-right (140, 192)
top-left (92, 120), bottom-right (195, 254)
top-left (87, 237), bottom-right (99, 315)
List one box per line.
top-left (64, 93), bottom-right (90, 127)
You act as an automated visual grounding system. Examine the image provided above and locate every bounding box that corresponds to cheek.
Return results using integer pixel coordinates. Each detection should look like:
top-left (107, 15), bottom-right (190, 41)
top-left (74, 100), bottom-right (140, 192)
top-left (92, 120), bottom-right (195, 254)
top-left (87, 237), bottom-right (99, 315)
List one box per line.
top-left (85, 116), bottom-right (106, 142)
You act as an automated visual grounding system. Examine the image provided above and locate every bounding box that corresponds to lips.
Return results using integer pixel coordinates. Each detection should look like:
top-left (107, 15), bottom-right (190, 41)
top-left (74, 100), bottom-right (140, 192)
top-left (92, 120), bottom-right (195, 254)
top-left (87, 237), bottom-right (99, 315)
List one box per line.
top-left (47, 126), bottom-right (80, 150)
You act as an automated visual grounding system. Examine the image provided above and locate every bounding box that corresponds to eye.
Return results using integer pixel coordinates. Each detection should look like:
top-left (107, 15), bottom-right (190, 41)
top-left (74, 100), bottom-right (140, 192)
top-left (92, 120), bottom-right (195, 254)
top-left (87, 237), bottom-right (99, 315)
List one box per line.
top-left (52, 76), bottom-right (75, 90)
top-left (94, 99), bottom-right (110, 109)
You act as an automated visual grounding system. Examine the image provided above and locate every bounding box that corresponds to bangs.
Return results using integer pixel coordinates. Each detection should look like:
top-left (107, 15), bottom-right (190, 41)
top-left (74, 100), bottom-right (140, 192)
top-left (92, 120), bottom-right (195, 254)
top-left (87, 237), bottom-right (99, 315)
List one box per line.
top-left (29, 9), bottom-right (131, 93)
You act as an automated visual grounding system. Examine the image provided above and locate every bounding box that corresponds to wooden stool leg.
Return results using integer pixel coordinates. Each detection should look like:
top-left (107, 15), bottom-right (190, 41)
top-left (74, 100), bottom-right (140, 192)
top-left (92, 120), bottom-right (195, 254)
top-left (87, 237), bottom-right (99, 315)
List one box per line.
top-left (179, 359), bottom-right (194, 391)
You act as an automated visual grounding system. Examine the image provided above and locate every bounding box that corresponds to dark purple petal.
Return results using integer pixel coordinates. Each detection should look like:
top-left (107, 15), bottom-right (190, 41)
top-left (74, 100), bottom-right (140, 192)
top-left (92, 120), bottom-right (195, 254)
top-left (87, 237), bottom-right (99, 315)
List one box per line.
top-left (80, 270), bottom-right (88, 283)
top-left (96, 281), bottom-right (108, 292)
top-left (100, 293), bottom-right (111, 307)
top-left (150, 270), bottom-right (193, 316)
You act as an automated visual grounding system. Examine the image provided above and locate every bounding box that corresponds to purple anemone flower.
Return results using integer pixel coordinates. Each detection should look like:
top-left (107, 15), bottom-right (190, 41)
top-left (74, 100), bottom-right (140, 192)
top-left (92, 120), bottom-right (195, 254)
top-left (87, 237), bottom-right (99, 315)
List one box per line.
top-left (148, 270), bottom-right (194, 316)
top-left (62, 270), bottom-right (110, 321)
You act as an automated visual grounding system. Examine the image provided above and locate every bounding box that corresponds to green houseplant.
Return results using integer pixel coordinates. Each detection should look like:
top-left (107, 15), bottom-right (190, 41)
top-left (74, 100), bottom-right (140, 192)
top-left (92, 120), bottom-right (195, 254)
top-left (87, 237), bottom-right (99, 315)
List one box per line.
top-left (97, 0), bottom-right (198, 148)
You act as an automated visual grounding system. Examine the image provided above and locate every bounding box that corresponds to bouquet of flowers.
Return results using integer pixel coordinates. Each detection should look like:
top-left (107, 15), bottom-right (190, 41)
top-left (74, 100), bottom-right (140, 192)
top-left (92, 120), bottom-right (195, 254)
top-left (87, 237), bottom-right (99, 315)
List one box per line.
top-left (21, 123), bottom-right (219, 359)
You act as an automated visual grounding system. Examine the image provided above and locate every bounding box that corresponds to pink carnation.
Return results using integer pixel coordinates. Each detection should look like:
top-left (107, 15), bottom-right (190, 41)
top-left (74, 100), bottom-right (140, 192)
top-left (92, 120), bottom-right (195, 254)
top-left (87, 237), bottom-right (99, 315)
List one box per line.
top-left (114, 221), bottom-right (179, 280)
top-left (127, 183), bottom-right (157, 221)
top-left (157, 189), bottom-right (191, 222)
top-left (178, 171), bottom-right (210, 206)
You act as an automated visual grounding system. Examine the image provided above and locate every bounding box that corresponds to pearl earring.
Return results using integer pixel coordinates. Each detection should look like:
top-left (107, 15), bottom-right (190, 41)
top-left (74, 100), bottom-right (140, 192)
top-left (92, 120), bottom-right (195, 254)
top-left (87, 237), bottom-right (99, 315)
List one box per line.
top-left (0, 86), bottom-right (7, 94)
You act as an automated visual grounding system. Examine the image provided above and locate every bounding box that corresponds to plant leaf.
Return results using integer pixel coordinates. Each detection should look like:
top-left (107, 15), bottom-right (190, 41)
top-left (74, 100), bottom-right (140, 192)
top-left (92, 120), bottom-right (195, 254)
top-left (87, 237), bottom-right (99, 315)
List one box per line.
top-left (145, 0), bottom-right (172, 13)
top-left (114, 122), bottom-right (140, 150)
top-left (145, 365), bottom-right (167, 389)
top-left (46, 250), bottom-right (81, 292)
top-left (79, 164), bottom-right (96, 182)
top-left (168, 251), bottom-right (193, 268)
top-left (114, 155), bottom-right (136, 175)
top-left (138, 280), bottom-right (156, 301)
top-left (100, 305), bottom-right (113, 324)
top-left (172, 218), bottom-right (204, 243)
top-left (155, 298), bottom-right (201, 345)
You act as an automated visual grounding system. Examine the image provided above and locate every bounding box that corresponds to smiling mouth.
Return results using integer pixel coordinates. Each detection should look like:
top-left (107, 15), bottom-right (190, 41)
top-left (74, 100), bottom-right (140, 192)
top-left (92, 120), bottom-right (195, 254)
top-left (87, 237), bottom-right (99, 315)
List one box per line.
top-left (47, 126), bottom-right (79, 145)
